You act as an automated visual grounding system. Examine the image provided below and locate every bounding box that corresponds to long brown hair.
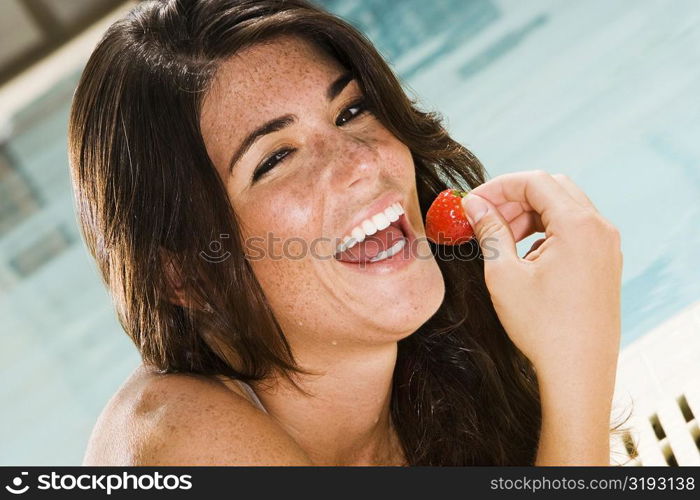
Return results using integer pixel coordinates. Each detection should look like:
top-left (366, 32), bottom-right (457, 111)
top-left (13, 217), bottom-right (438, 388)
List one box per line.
top-left (68, 0), bottom-right (612, 465)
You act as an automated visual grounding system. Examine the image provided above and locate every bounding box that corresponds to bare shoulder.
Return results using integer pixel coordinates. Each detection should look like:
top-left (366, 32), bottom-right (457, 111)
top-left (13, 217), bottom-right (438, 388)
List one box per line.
top-left (83, 364), bottom-right (312, 465)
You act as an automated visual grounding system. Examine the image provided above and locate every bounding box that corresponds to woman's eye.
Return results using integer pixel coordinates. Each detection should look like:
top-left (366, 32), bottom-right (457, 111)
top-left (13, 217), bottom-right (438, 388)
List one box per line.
top-left (252, 147), bottom-right (296, 182)
top-left (250, 100), bottom-right (370, 183)
top-left (335, 98), bottom-right (369, 126)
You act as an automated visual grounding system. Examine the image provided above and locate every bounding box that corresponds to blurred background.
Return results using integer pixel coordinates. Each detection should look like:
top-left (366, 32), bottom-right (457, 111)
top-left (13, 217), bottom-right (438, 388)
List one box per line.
top-left (1, 0), bottom-right (699, 465)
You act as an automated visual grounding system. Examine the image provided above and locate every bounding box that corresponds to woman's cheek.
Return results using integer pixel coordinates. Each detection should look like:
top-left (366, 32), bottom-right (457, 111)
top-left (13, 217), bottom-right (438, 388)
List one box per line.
top-left (239, 191), bottom-right (316, 264)
top-left (242, 197), bottom-right (319, 326)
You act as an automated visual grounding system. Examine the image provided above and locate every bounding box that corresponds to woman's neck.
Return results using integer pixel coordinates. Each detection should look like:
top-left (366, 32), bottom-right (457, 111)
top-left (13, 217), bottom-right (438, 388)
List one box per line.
top-left (252, 340), bottom-right (405, 466)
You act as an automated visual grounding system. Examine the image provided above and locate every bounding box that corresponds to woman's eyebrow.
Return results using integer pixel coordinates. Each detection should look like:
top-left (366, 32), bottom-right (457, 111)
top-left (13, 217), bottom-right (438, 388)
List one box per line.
top-left (227, 114), bottom-right (295, 175)
top-left (327, 71), bottom-right (354, 100)
top-left (227, 71), bottom-right (355, 175)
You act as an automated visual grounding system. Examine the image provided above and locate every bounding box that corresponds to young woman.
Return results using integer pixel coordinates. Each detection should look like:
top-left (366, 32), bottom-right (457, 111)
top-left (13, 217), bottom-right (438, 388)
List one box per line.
top-left (70, 0), bottom-right (624, 466)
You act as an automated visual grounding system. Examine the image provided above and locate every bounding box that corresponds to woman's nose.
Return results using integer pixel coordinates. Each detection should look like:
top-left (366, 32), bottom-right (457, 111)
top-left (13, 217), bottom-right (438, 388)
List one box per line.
top-left (320, 133), bottom-right (382, 192)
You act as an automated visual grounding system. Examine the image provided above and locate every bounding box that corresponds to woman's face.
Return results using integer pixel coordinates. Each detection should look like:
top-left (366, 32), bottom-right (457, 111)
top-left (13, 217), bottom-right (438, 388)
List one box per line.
top-left (200, 36), bottom-right (444, 351)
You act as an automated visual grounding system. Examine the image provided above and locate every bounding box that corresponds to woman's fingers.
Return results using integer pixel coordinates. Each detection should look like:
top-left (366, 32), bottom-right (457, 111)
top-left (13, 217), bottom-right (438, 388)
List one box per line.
top-left (508, 211), bottom-right (544, 242)
top-left (462, 194), bottom-right (519, 266)
top-left (470, 171), bottom-right (580, 230)
top-left (501, 175), bottom-right (590, 246)
top-left (551, 174), bottom-right (597, 211)
top-left (490, 175), bottom-right (590, 241)
top-left (495, 175), bottom-right (594, 220)
top-left (496, 201), bottom-right (530, 223)
top-left (523, 237), bottom-right (546, 260)
top-left (470, 202), bottom-right (542, 243)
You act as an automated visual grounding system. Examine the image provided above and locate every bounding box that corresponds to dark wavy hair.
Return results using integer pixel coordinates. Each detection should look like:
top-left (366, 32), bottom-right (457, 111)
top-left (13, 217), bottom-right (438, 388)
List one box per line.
top-left (68, 0), bottom-right (551, 465)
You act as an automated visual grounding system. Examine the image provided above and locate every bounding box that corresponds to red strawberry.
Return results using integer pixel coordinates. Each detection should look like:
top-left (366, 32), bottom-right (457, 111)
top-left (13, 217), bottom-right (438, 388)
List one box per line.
top-left (425, 189), bottom-right (474, 245)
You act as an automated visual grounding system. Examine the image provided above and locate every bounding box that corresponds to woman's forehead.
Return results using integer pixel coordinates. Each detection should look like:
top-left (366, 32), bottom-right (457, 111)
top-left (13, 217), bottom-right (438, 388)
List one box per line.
top-left (206, 36), bottom-right (343, 111)
top-left (200, 36), bottom-right (347, 170)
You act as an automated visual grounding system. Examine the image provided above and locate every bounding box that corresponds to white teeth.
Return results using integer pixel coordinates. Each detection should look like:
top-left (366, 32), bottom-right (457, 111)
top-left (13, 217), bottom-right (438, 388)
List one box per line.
top-left (361, 219), bottom-right (377, 236)
top-left (385, 205), bottom-right (399, 222)
top-left (336, 235), bottom-right (353, 253)
top-left (369, 238), bottom-right (406, 262)
top-left (351, 227), bottom-right (366, 245)
top-left (335, 201), bottom-right (406, 255)
top-left (371, 212), bottom-right (390, 231)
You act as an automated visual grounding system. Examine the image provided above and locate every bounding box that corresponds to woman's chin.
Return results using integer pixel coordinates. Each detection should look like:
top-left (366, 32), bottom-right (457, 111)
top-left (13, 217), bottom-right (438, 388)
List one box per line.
top-left (365, 268), bottom-right (446, 338)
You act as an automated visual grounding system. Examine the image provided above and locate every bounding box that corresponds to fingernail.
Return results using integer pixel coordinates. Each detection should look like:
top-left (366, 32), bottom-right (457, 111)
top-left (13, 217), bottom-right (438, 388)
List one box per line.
top-left (462, 194), bottom-right (488, 225)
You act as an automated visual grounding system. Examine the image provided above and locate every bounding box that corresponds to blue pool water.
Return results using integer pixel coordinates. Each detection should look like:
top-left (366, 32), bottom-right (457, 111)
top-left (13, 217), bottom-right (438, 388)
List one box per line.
top-left (1, 0), bottom-right (699, 464)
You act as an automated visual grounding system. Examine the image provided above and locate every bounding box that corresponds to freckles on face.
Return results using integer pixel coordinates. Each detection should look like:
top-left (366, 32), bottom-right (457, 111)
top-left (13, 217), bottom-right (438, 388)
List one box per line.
top-left (198, 35), bottom-right (445, 345)
top-left (199, 37), bottom-right (333, 244)
top-left (200, 38), bottom-right (339, 178)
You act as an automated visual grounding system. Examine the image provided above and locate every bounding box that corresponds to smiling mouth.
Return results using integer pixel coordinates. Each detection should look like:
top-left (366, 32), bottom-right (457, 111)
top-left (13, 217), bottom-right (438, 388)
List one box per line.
top-left (333, 212), bottom-right (413, 265)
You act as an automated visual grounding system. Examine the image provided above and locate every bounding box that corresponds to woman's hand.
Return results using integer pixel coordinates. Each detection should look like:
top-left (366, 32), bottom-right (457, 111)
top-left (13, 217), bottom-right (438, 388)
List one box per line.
top-left (462, 170), bottom-right (623, 465)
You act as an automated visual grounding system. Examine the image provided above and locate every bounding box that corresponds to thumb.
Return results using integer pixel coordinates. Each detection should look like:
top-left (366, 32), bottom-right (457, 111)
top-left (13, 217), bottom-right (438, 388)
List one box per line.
top-left (462, 194), bottom-right (518, 265)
